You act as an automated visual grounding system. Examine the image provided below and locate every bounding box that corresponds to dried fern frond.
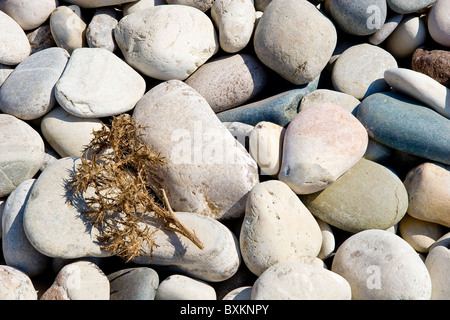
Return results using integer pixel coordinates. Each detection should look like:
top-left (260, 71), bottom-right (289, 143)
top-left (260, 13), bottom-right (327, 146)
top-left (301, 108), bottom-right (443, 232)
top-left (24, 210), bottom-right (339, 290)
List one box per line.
top-left (68, 114), bottom-right (203, 262)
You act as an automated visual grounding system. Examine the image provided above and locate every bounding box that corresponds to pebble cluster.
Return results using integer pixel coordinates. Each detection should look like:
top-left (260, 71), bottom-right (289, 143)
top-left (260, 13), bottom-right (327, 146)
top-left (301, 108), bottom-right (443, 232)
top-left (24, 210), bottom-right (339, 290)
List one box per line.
top-left (0, 0), bottom-right (449, 300)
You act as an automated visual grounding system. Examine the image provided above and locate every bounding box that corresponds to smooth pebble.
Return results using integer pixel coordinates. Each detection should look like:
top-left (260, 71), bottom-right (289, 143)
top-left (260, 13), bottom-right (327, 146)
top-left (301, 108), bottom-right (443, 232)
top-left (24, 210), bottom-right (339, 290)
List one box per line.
top-left (155, 274), bottom-right (217, 300)
top-left (385, 15), bottom-right (427, 59)
top-left (425, 233), bottom-right (450, 300)
top-left (0, 265), bottom-right (37, 300)
top-left (108, 267), bottom-right (159, 300)
top-left (0, 0), bottom-right (58, 30)
top-left (412, 47), bottom-right (450, 87)
top-left (0, 10), bottom-right (31, 65)
top-left (50, 6), bottom-right (87, 54)
top-left (428, 0), bottom-right (450, 47)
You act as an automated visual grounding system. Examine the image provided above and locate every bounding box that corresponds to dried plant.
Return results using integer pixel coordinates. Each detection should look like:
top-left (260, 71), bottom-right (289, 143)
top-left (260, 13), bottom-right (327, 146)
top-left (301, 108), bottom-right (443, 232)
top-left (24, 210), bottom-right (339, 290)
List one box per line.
top-left (68, 114), bottom-right (203, 262)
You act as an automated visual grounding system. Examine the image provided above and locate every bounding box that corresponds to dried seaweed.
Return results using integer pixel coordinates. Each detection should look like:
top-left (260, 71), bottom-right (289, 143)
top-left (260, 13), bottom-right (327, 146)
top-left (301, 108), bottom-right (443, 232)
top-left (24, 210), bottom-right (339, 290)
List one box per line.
top-left (68, 114), bottom-right (203, 262)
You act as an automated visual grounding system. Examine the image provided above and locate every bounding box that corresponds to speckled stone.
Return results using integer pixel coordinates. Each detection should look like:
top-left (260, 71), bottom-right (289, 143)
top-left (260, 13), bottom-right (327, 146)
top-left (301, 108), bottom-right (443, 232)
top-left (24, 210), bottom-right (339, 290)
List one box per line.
top-left (331, 229), bottom-right (432, 300)
top-left (301, 158), bottom-right (408, 233)
top-left (86, 7), bottom-right (119, 52)
top-left (185, 53), bottom-right (269, 113)
top-left (0, 265), bottom-right (37, 300)
top-left (412, 47), bottom-right (450, 87)
top-left (217, 77), bottom-right (319, 126)
top-left (356, 92), bottom-right (450, 165)
top-left (108, 267), bottom-right (159, 300)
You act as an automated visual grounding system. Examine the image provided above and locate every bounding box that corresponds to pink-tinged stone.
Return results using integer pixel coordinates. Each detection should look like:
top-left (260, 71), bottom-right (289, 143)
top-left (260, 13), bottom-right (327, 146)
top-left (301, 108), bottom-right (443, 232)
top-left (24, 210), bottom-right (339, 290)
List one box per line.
top-left (278, 103), bottom-right (368, 194)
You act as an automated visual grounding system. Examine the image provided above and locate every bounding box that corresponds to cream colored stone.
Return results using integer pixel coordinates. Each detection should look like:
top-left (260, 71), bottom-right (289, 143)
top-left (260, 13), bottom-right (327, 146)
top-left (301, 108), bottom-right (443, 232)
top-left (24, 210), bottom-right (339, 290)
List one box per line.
top-left (426, 233), bottom-right (450, 300)
top-left (0, 0), bottom-right (57, 30)
top-left (240, 180), bottom-right (322, 276)
top-left (386, 15), bottom-right (427, 58)
top-left (155, 274), bottom-right (216, 300)
top-left (317, 218), bottom-right (335, 260)
top-left (399, 214), bottom-right (446, 253)
top-left (0, 10), bottom-right (30, 65)
top-left (0, 265), bottom-right (37, 300)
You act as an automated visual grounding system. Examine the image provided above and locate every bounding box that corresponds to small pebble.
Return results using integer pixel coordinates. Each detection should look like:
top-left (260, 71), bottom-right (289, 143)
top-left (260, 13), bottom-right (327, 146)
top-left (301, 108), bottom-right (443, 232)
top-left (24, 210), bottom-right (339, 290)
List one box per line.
top-left (368, 13), bottom-right (403, 45)
top-left (108, 267), bottom-right (159, 300)
top-left (40, 261), bottom-right (110, 300)
top-left (385, 15), bottom-right (427, 59)
top-left (386, 0), bottom-right (436, 14)
top-left (299, 89), bottom-right (361, 114)
top-left (425, 233), bottom-right (450, 300)
top-left (411, 47), bottom-right (450, 87)
top-left (427, 0), bottom-right (450, 47)
top-left (0, 10), bottom-right (30, 65)
top-left (86, 7), bottom-right (119, 52)
top-left (0, 0), bottom-right (57, 31)
top-left (122, 0), bottom-right (166, 15)
top-left (27, 25), bottom-right (57, 54)
top-left (50, 6), bottom-right (87, 54)
top-left (155, 274), bottom-right (217, 300)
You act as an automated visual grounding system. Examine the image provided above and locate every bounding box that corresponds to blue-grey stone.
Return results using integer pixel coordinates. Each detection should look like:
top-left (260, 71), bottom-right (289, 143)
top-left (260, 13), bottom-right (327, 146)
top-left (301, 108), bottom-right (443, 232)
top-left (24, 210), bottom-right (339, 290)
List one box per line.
top-left (0, 47), bottom-right (69, 120)
top-left (216, 77), bottom-right (319, 127)
top-left (108, 267), bottom-right (159, 300)
top-left (387, 0), bottom-right (436, 14)
top-left (328, 0), bottom-right (387, 36)
top-left (356, 91), bottom-right (450, 165)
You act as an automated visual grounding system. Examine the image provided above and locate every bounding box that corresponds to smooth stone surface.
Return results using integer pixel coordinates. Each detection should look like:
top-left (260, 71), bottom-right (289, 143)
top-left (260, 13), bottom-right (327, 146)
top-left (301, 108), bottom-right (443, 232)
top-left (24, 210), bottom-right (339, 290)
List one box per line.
top-left (211, 0), bottom-right (255, 53)
top-left (123, 0), bottom-right (166, 15)
top-left (223, 122), bottom-right (254, 150)
top-left (387, 0), bottom-right (435, 14)
top-left (368, 13), bottom-right (403, 45)
top-left (155, 274), bottom-right (217, 300)
top-left (86, 7), bottom-right (119, 52)
top-left (64, 0), bottom-right (136, 7)
top-left (23, 157), bottom-right (108, 259)
top-left (27, 25), bottom-right (57, 54)
top-left (0, 10), bottom-right (30, 65)
top-left (425, 233), bottom-right (450, 299)
top-left (385, 68), bottom-right (450, 118)
top-left (356, 92), bottom-right (450, 165)
top-left (249, 121), bottom-right (285, 176)
top-left (132, 80), bottom-right (259, 220)
top-left (0, 64), bottom-right (14, 86)
top-left (399, 214), bottom-right (446, 253)
top-left (185, 54), bottom-right (269, 113)
top-left (363, 138), bottom-right (393, 163)
top-left (332, 44), bottom-right (398, 100)
top-left (115, 5), bottom-right (218, 80)
top-left (328, 0), bottom-right (387, 36)
top-left (317, 218), bottom-right (335, 260)
top-left (108, 267), bottom-right (159, 300)
top-left (301, 158), bottom-right (408, 233)
top-left (0, 265), bottom-right (37, 300)
top-left (240, 180), bottom-right (322, 276)
top-left (251, 262), bottom-right (352, 300)
top-left (279, 103), bottom-right (368, 194)
top-left (0, 0), bottom-right (58, 30)
top-left (222, 286), bottom-right (252, 300)
top-left (331, 229), bottom-right (432, 300)
top-left (385, 16), bottom-right (427, 59)
top-left (50, 6), bottom-right (87, 54)
top-left (0, 47), bottom-right (69, 120)
top-left (165, 0), bottom-right (213, 12)
top-left (40, 261), bottom-right (110, 300)
top-left (217, 77), bottom-right (319, 126)
top-left (40, 106), bottom-right (103, 158)
top-left (2, 179), bottom-right (50, 277)
top-left (412, 47), bottom-right (450, 87)
top-left (254, 0), bottom-right (336, 85)
top-left (428, 0), bottom-right (450, 47)
top-left (0, 114), bottom-right (45, 198)
top-left (299, 89), bottom-right (361, 114)
top-left (55, 48), bottom-right (146, 118)
top-left (132, 212), bottom-right (241, 282)
top-left (403, 162), bottom-right (450, 227)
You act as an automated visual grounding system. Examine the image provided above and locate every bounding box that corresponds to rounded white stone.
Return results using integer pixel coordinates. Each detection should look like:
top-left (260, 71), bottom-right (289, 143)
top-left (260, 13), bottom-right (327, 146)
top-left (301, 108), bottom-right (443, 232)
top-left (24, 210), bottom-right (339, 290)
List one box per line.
top-left (55, 48), bottom-right (146, 118)
top-left (41, 106), bottom-right (103, 158)
top-left (0, 0), bottom-right (58, 31)
top-left (331, 229), bottom-right (432, 300)
top-left (155, 274), bottom-right (217, 300)
top-left (115, 5), bottom-right (219, 80)
top-left (123, 0), bottom-right (166, 15)
top-left (317, 218), bottom-right (335, 260)
top-left (251, 262), bottom-right (352, 300)
top-left (249, 121), bottom-right (285, 176)
top-left (385, 15), bottom-right (427, 58)
top-left (0, 10), bottom-right (30, 65)
top-left (426, 233), bottom-right (450, 300)
top-left (165, 0), bottom-right (213, 12)
top-left (211, 0), bottom-right (256, 53)
top-left (240, 180), bottom-right (322, 276)
top-left (0, 265), bottom-right (37, 300)
top-left (428, 0), bottom-right (450, 47)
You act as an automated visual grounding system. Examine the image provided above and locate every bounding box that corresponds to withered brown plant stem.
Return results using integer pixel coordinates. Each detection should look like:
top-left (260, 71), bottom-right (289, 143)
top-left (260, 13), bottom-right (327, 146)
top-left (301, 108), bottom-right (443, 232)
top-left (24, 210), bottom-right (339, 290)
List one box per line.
top-left (68, 114), bottom-right (203, 262)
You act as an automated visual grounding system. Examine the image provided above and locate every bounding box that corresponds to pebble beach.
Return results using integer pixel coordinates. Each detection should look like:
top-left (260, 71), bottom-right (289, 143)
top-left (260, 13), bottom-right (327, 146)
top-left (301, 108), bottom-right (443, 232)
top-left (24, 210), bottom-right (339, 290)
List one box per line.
top-left (0, 0), bottom-right (449, 301)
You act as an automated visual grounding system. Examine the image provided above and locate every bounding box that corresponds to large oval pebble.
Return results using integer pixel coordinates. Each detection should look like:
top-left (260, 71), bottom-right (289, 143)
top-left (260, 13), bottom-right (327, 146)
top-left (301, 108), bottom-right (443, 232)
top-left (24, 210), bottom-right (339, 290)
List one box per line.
top-left (0, 47), bottom-right (69, 120)
top-left (0, 114), bottom-right (45, 198)
top-left (115, 5), bottom-right (218, 80)
top-left (0, 0), bottom-right (57, 31)
top-left (133, 80), bottom-right (259, 220)
top-left (356, 92), bottom-right (450, 165)
top-left (301, 158), bottom-right (408, 233)
top-left (279, 103), bottom-right (368, 194)
top-left (0, 10), bottom-right (30, 65)
top-left (49, 6), bottom-right (87, 54)
top-left (254, 0), bottom-right (336, 85)
top-left (331, 229), bottom-right (432, 300)
top-left (428, 0), bottom-right (450, 47)
top-left (55, 48), bottom-right (146, 118)
top-left (251, 262), bottom-right (351, 300)
top-left (240, 180), bottom-right (322, 276)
